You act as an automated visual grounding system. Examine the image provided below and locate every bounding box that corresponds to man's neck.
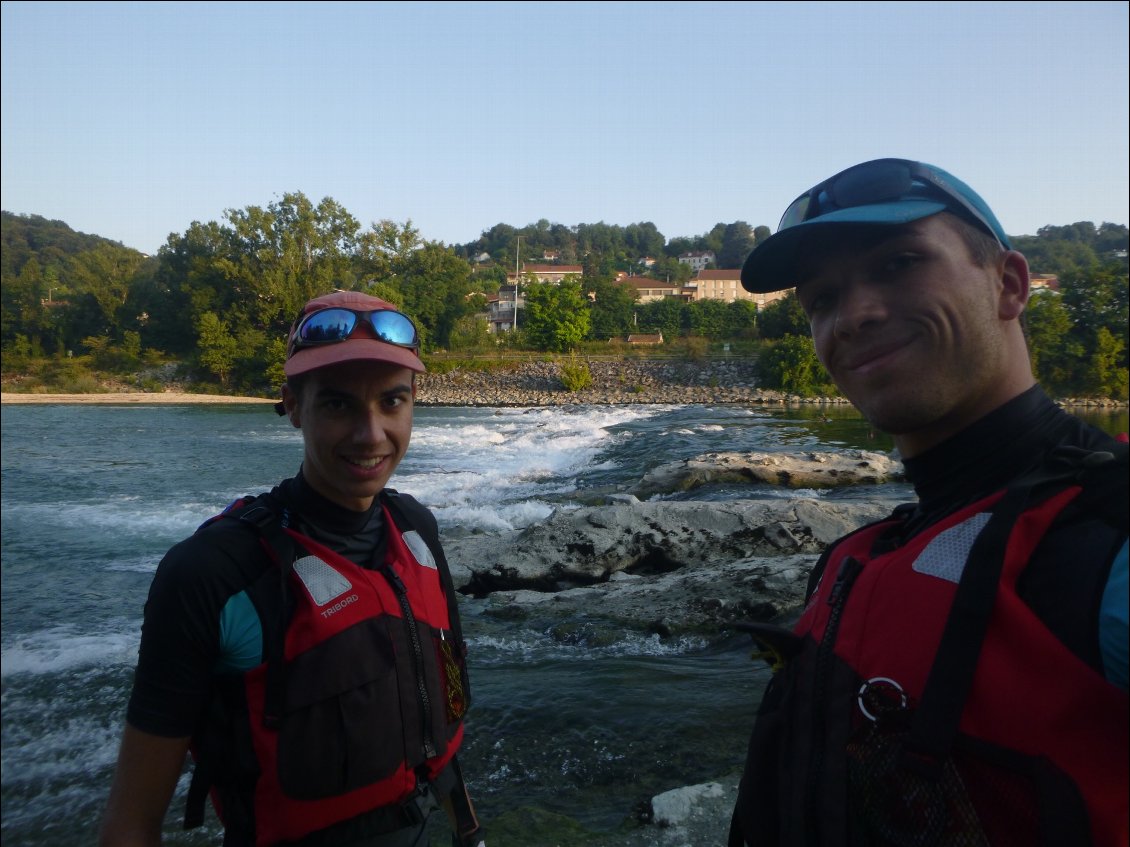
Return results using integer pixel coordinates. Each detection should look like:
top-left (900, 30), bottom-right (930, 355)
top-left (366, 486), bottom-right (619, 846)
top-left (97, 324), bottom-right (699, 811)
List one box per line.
top-left (892, 375), bottom-right (1037, 459)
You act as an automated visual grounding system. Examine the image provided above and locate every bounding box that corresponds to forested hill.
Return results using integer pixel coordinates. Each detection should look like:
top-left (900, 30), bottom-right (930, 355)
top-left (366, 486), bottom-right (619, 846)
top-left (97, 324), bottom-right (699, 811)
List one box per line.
top-left (2, 211), bottom-right (139, 278)
top-left (2, 200), bottom-right (1127, 401)
top-left (5, 208), bottom-right (1127, 289)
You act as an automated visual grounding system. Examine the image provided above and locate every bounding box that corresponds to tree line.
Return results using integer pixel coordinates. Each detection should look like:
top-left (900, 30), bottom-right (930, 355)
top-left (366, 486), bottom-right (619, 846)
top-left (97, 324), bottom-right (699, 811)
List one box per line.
top-left (1, 197), bottom-right (1127, 399)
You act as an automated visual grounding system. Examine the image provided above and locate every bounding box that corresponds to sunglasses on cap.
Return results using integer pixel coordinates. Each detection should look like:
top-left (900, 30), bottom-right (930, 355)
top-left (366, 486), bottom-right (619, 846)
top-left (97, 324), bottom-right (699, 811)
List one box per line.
top-left (290, 307), bottom-right (420, 354)
top-left (777, 158), bottom-right (1006, 247)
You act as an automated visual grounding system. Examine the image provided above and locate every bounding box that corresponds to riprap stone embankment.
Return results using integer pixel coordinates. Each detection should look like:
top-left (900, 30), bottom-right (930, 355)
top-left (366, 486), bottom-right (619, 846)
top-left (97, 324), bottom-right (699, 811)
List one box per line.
top-left (415, 358), bottom-right (839, 406)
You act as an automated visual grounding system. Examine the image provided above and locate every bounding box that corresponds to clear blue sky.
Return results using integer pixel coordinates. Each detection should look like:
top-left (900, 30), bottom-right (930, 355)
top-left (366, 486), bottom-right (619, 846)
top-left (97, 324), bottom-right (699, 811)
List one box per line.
top-left (2, 1), bottom-right (1127, 255)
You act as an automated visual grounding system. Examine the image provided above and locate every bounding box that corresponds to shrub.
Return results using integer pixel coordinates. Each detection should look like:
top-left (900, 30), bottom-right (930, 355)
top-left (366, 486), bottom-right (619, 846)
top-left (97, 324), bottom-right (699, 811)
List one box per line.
top-left (755, 335), bottom-right (836, 397)
top-left (559, 358), bottom-right (593, 392)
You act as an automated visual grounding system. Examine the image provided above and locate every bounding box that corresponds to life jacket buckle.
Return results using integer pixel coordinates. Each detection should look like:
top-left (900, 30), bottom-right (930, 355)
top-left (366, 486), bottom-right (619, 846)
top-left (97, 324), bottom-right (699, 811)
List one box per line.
top-left (857, 676), bottom-right (908, 723)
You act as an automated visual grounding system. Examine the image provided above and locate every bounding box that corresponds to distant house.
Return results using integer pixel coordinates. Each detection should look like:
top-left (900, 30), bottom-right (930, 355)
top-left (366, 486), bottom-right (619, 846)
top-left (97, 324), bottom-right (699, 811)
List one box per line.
top-left (622, 276), bottom-right (691, 303)
top-left (487, 288), bottom-right (524, 333)
top-left (626, 333), bottom-right (664, 346)
top-left (471, 252), bottom-right (492, 263)
top-left (678, 251), bottom-right (715, 272)
top-left (507, 263), bottom-right (584, 284)
top-left (689, 269), bottom-right (789, 308)
top-left (1029, 273), bottom-right (1060, 292)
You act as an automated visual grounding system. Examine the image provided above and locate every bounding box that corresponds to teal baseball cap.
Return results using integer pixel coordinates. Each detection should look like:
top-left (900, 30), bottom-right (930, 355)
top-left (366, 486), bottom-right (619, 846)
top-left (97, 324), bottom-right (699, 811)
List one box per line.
top-left (740, 158), bottom-right (1011, 293)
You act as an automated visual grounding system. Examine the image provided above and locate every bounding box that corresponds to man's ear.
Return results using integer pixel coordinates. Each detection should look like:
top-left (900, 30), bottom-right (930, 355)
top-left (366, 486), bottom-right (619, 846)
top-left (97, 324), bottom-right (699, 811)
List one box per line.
top-left (281, 383), bottom-right (302, 429)
top-left (997, 250), bottom-right (1030, 322)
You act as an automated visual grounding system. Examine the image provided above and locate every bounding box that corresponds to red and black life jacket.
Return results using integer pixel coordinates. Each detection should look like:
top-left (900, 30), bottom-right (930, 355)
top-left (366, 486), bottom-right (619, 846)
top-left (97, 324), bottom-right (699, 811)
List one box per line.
top-left (184, 489), bottom-right (472, 846)
top-left (731, 445), bottom-right (1129, 847)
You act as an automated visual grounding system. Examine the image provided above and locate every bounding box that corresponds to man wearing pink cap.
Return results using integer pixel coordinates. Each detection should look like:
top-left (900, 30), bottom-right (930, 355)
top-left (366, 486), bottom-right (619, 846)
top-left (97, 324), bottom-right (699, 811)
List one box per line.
top-left (101, 291), bottom-right (485, 847)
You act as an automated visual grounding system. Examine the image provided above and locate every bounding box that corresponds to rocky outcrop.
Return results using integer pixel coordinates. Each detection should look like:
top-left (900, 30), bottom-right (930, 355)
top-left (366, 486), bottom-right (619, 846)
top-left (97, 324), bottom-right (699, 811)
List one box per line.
top-left (445, 494), bottom-right (906, 633)
top-left (633, 449), bottom-right (903, 497)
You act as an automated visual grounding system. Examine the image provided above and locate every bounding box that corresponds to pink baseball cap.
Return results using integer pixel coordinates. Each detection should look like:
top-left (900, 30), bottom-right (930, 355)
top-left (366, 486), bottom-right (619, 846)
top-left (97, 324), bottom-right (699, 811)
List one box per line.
top-left (283, 290), bottom-right (426, 377)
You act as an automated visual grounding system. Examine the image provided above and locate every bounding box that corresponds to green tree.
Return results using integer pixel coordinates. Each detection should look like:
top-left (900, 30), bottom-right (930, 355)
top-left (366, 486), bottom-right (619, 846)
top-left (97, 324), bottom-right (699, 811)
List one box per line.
top-left (263, 336), bottom-right (288, 394)
top-left (725, 300), bottom-right (760, 339)
top-left (142, 221), bottom-right (231, 356)
top-left (588, 278), bottom-right (638, 340)
top-left (1083, 327), bottom-right (1128, 400)
top-left (686, 299), bottom-right (730, 339)
top-left (623, 222), bottom-right (665, 260)
top-left (523, 279), bottom-right (591, 352)
top-left (716, 221), bottom-right (758, 269)
top-left (1, 257), bottom-right (50, 350)
top-left (647, 256), bottom-right (693, 285)
top-left (196, 311), bottom-right (239, 387)
top-left (355, 219), bottom-right (421, 281)
top-left (448, 314), bottom-right (493, 351)
top-left (222, 192), bottom-right (362, 335)
top-left (1025, 291), bottom-right (1080, 393)
top-left (756, 334), bottom-right (835, 396)
top-left (637, 297), bottom-right (686, 338)
top-left (393, 242), bottom-right (474, 350)
top-left (1060, 266), bottom-right (1129, 353)
top-left (65, 243), bottom-right (146, 340)
top-left (757, 292), bottom-right (809, 339)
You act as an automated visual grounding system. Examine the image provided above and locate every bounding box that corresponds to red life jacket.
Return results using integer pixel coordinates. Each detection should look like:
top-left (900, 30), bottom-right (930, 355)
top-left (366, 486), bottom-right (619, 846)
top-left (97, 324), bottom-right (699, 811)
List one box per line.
top-left (732, 448), bottom-right (1129, 847)
top-left (187, 492), bottom-right (469, 846)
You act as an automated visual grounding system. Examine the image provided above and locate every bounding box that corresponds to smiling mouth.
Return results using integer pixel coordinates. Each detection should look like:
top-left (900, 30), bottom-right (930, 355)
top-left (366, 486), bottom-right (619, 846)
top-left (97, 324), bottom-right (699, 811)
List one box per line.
top-left (844, 336), bottom-right (915, 371)
top-left (346, 456), bottom-right (386, 469)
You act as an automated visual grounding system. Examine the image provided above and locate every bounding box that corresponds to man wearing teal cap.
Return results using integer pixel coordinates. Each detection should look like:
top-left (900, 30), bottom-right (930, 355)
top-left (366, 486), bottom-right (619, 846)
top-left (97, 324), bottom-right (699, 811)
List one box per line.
top-left (729, 159), bottom-right (1128, 845)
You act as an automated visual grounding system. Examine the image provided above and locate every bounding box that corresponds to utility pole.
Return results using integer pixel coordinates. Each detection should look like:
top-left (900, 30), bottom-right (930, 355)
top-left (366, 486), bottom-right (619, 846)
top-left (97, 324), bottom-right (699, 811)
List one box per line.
top-left (514, 235), bottom-right (521, 331)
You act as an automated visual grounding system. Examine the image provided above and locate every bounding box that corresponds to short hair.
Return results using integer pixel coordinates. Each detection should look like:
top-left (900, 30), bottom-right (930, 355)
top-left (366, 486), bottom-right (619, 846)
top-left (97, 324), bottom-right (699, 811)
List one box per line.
top-left (945, 212), bottom-right (1007, 268)
top-left (285, 373), bottom-right (309, 400)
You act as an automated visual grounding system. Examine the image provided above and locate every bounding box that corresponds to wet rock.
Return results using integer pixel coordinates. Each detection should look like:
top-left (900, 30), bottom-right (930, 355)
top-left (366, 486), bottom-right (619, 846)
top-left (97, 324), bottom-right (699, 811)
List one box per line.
top-left (634, 449), bottom-right (903, 497)
top-left (651, 781), bottom-right (726, 827)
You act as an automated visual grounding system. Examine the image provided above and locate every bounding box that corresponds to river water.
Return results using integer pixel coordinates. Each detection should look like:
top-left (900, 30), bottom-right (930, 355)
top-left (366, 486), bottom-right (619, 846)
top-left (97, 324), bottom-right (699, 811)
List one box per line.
top-left (2, 401), bottom-right (1123, 846)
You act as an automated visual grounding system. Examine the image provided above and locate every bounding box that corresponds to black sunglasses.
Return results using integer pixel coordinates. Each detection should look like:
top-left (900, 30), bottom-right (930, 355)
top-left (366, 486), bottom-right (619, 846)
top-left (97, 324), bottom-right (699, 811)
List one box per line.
top-left (777, 158), bottom-right (1005, 247)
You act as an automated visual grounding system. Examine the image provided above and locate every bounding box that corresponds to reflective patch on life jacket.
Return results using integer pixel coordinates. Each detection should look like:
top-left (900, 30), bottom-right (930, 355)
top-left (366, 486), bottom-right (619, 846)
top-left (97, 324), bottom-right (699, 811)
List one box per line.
top-left (912, 512), bottom-right (991, 583)
top-left (402, 530), bottom-right (437, 569)
top-left (293, 555), bottom-right (353, 605)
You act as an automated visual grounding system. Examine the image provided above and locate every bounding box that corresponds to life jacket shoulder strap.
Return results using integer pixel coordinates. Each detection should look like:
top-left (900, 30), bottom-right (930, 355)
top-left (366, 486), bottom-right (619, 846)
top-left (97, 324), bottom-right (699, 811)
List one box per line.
top-left (381, 490), bottom-right (481, 844)
top-left (382, 489), bottom-right (467, 653)
top-left (184, 492), bottom-right (298, 834)
top-left (906, 441), bottom-right (1127, 769)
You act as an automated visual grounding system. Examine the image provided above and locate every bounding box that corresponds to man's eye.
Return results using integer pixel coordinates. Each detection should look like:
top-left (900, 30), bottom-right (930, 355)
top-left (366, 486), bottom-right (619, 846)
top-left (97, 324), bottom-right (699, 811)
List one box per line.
top-left (802, 290), bottom-right (833, 314)
top-left (880, 253), bottom-right (920, 274)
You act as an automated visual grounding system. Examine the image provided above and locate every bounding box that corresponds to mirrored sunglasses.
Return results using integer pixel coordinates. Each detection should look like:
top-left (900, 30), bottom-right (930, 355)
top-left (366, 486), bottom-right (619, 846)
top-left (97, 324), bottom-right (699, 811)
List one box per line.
top-left (291, 307), bottom-right (420, 353)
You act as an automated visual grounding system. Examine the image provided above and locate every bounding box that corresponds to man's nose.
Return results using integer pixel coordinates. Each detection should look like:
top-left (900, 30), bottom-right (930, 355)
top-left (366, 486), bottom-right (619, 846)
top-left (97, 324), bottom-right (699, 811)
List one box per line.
top-left (834, 280), bottom-right (888, 339)
top-left (355, 408), bottom-right (387, 442)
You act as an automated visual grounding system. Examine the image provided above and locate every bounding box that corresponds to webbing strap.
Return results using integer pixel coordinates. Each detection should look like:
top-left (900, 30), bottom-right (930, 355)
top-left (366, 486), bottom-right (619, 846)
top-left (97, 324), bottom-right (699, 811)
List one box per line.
top-left (901, 446), bottom-right (1124, 773)
top-left (900, 484), bottom-right (1029, 772)
top-left (237, 498), bottom-right (295, 729)
top-left (440, 755), bottom-right (484, 845)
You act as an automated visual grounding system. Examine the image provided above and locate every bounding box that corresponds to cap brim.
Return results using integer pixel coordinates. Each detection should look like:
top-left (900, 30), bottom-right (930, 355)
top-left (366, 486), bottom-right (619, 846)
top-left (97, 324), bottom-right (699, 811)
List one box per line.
top-left (741, 199), bottom-right (947, 293)
top-left (284, 337), bottom-right (426, 377)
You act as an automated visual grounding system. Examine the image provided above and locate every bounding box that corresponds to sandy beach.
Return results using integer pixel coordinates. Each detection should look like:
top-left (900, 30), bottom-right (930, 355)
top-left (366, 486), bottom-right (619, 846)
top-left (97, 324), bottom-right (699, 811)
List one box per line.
top-left (0, 392), bottom-right (276, 405)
